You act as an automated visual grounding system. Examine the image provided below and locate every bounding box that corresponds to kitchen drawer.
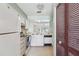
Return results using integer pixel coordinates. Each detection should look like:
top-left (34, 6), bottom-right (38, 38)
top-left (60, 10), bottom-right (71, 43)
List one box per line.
top-left (44, 37), bottom-right (52, 44)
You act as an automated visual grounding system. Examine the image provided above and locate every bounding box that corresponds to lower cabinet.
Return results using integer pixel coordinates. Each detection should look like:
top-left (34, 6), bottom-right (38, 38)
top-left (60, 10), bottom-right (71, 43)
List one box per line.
top-left (44, 35), bottom-right (52, 44)
top-left (30, 35), bottom-right (44, 46)
top-left (30, 35), bottom-right (52, 46)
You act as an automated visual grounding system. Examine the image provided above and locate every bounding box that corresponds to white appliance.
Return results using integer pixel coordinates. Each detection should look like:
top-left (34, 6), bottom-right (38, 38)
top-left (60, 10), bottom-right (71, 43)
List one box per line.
top-left (44, 37), bottom-right (52, 44)
top-left (30, 35), bottom-right (44, 46)
top-left (44, 35), bottom-right (52, 44)
top-left (0, 4), bottom-right (24, 56)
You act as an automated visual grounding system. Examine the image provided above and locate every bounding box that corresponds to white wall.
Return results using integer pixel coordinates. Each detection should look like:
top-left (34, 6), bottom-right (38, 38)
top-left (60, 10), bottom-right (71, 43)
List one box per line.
top-left (49, 4), bottom-right (56, 56)
top-left (52, 5), bottom-right (56, 56)
top-left (28, 21), bottom-right (34, 34)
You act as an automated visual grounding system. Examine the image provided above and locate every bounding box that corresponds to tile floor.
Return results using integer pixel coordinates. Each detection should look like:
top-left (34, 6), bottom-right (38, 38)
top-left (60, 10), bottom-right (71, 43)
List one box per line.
top-left (25, 46), bottom-right (53, 56)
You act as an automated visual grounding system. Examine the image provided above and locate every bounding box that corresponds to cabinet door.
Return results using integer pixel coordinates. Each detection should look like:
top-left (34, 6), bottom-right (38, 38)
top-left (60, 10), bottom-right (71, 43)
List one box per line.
top-left (56, 4), bottom-right (65, 56)
top-left (30, 35), bottom-right (44, 46)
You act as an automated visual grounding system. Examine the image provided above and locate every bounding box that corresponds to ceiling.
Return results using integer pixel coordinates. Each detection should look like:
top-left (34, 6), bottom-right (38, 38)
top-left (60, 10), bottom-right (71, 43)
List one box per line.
top-left (17, 3), bottom-right (54, 16)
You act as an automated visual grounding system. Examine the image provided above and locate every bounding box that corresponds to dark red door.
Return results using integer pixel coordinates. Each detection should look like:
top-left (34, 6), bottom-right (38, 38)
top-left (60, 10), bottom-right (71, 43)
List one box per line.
top-left (56, 3), bottom-right (79, 56)
top-left (68, 3), bottom-right (79, 56)
top-left (56, 4), bottom-right (67, 56)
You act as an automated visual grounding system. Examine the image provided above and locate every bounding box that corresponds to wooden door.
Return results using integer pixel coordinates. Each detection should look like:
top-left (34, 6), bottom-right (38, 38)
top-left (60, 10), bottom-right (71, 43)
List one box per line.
top-left (56, 3), bottom-right (79, 56)
top-left (68, 3), bottom-right (79, 56)
top-left (56, 4), bottom-right (67, 56)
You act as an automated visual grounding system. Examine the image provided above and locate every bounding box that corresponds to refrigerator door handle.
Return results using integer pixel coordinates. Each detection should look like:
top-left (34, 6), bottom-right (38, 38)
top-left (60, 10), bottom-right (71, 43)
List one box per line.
top-left (0, 32), bottom-right (18, 35)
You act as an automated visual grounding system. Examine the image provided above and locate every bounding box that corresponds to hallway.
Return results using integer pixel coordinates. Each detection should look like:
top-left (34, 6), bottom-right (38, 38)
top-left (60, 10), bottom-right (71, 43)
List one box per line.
top-left (26, 46), bottom-right (53, 56)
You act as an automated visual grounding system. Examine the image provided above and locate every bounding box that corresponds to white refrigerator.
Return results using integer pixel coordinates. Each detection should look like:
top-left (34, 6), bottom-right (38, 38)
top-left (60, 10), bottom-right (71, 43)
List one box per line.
top-left (0, 4), bottom-right (21, 56)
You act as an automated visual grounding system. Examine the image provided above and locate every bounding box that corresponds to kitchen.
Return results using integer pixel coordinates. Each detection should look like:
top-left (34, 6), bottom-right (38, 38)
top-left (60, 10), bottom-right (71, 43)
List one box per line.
top-left (0, 3), bottom-right (56, 56)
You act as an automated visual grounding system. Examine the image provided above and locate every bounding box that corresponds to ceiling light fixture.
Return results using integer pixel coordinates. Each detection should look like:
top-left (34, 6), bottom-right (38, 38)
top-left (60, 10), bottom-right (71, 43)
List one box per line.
top-left (37, 3), bottom-right (44, 10)
top-left (37, 4), bottom-right (44, 13)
